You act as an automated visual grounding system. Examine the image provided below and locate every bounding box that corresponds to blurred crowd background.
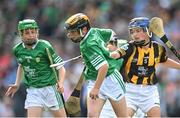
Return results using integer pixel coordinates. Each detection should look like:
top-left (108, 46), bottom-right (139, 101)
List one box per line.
top-left (0, 0), bottom-right (180, 117)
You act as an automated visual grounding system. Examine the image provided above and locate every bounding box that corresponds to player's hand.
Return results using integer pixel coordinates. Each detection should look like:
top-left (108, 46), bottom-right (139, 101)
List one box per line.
top-left (5, 84), bottom-right (19, 98)
top-left (57, 82), bottom-right (64, 93)
top-left (110, 51), bottom-right (120, 59)
top-left (89, 88), bottom-right (99, 100)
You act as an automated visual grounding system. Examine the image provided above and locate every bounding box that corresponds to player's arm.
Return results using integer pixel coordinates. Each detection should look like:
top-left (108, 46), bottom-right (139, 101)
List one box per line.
top-left (90, 63), bottom-right (109, 100)
top-left (57, 66), bottom-right (66, 92)
top-left (84, 46), bottom-right (109, 100)
top-left (158, 44), bottom-right (180, 69)
top-left (110, 42), bottom-right (131, 59)
top-left (89, 64), bottom-right (108, 101)
top-left (160, 58), bottom-right (180, 69)
top-left (5, 64), bottom-right (23, 97)
top-left (15, 64), bottom-right (24, 86)
top-left (47, 42), bottom-right (66, 92)
top-left (94, 63), bottom-right (108, 90)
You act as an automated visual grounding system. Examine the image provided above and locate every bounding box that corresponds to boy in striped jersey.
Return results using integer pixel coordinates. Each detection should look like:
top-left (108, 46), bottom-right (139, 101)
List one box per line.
top-left (64, 13), bottom-right (128, 117)
top-left (111, 17), bottom-right (180, 117)
top-left (5, 19), bottom-right (67, 117)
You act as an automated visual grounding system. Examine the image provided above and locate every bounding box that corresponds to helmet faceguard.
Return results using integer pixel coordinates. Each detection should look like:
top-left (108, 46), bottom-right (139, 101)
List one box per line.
top-left (64, 13), bottom-right (91, 43)
top-left (18, 19), bottom-right (39, 46)
top-left (128, 17), bottom-right (152, 46)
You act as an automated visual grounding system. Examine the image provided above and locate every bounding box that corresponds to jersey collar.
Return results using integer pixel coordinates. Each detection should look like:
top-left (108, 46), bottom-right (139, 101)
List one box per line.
top-left (22, 40), bottom-right (39, 49)
top-left (81, 28), bottom-right (92, 43)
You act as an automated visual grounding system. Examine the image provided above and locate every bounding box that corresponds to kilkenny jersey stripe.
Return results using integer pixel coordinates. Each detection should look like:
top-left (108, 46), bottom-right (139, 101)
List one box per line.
top-left (131, 75), bottom-right (138, 84)
top-left (125, 47), bottom-right (136, 74)
top-left (137, 47), bottom-right (144, 65)
top-left (150, 71), bottom-right (155, 84)
top-left (124, 42), bottom-right (166, 85)
top-left (148, 45), bottom-right (154, 66)
top-left (154, 43), bottom-right (159, 66)
top-left (142, 77), bottom-right (148, 85)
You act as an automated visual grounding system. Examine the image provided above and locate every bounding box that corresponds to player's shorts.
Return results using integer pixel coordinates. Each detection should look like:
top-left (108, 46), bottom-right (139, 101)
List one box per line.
top-left (125, 83), bottom-right (160, 113)
top-left (87, 69), bottom-right (126, 101)
top-left (25, 85), bottom-right (64, 110)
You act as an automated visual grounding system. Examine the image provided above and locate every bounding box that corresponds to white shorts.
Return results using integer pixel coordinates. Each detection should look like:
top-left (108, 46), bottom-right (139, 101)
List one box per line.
top-left (25, 85), bottom-right (64, 110)
top-left (87, 69), bottom-right (125, 101)
top-left (125, 83), bottom-right (160, 113)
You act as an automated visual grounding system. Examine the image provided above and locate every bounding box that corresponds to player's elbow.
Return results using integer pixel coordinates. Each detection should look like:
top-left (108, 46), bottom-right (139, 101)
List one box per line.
top-left (61, 66), bottom-right (66, 74)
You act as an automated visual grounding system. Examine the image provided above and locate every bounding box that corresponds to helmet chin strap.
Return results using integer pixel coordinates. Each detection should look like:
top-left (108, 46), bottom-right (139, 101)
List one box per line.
top-left (80, 29), bottom-right (85, 37)
top-left (134, 38), bottom-right (150, 47)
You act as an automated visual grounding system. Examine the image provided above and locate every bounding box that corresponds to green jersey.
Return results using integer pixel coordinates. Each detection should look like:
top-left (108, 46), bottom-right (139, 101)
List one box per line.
top-left (13, 39), bottom-right (63, 88)
top-left (80, 28), bottom-right (119, 80)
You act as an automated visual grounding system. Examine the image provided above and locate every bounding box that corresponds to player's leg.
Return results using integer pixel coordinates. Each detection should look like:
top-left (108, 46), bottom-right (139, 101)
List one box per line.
top-left (140, 84), bottom-right (160, 117)
top-left (86, 80), bottom-right (106, 117)
top-left (133, 108), bottom-right (145, 117)
top-left (125, 83), bottom-right (140, 117)
top-left (100, 99), bottom-right (116, 117)
top-left (50, 108), bottom-right (67, 117)
top-left (109, 96), bottom-right (128, 117)
top-left (46, 85), bottom-right (67, 117)
top-left (127, 107), bottom-right (136, 117)
top-left (147, 106), bottom-right (160, 117)
top-left (27, 107), bottom-right (43, 117)
top-left (103, 69), bottom-right (128, 117)
top-left (87, 97), bottom-right (106, 117)
top-left (25, 87), bottom-right (45, 117)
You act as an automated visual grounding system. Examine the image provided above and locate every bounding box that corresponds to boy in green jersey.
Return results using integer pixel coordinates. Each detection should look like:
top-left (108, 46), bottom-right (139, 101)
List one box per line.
top-left (64, 13), bottom-right (128, 117)
top-left (5, 19), bottom-right (67, 117)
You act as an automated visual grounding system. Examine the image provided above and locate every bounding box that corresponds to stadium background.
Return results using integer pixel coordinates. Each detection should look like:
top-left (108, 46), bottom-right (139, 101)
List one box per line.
top-left (0, 0), bottom-right (180, 117)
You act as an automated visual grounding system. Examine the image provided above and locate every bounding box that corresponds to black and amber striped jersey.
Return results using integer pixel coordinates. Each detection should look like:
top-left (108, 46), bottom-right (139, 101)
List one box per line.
top-left (118, 41), bottom-right (168, 85)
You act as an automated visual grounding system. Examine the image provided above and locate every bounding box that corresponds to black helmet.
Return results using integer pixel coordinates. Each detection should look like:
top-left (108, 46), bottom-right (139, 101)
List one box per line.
top-left (65, 13), bottom-right (90, 31)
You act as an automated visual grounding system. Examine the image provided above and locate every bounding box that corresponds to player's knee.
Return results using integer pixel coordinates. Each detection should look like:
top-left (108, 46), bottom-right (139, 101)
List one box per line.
top-left (88, 110), bottom-right (100, 117)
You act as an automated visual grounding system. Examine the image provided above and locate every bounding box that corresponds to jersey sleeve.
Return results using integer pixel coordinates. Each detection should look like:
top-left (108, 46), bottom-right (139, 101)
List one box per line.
top-left (12, 45), bottom-right (17, 57)
top-left (45, 41), bottom-right (63, 64)
top-left (84, 45), bottom-right (108, 70)
top-left (117, 42), bottom-right (134, 59)
top-left (159, 45), bottom-right (168, 62)
top-left (12, 44), bottom-right (21, 64)
top-left (98, 28), bottom-right (115, 44)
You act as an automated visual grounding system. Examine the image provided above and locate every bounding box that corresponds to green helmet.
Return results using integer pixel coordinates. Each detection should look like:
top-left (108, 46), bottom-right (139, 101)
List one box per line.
top-left (18, 19), bottom-right (38, 31)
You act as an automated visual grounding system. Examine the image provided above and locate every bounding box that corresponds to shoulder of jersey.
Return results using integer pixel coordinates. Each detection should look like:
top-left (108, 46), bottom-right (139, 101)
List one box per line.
top-left (38, 39), bottom-right (51, 47)
top-left (13, 42), bottom-right (23, 50)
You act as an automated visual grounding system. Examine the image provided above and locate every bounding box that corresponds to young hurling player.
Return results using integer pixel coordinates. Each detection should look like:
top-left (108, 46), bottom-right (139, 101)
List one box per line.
top-left (64, 13), bottom-right (128, 117)
top-left (111, 17), bottom-right (180, 117)
top-left (5, 19), bottom-right (67, 117)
